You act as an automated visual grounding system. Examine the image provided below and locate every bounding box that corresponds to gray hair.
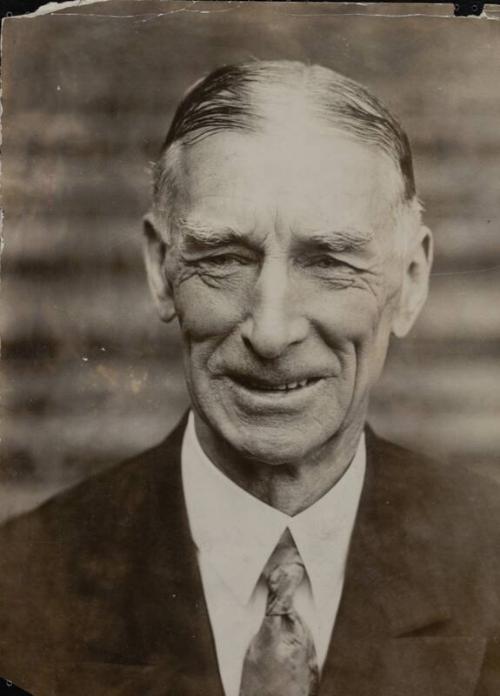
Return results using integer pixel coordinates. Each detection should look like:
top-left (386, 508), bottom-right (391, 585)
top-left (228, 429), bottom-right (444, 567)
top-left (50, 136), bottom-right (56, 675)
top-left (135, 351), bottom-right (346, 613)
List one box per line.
top-left (152, 60), bottom-right (419, 224)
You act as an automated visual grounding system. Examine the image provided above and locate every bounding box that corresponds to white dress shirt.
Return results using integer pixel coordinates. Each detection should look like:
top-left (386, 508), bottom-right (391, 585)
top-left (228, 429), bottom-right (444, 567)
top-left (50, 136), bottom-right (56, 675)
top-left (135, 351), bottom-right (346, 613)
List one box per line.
top-left (181, 411), bottom-right (366, 696)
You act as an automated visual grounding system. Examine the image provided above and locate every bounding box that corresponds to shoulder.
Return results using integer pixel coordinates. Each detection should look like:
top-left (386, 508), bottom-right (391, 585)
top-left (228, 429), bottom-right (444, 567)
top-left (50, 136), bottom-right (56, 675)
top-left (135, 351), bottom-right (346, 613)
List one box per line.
top-left (367, 428), bottom-right (500, 528)
top-left (367, 429), bottom-right (500, 607)
top-left (0, 449), bottom-right (161, 559)
top-left (0, 416), bottom-right (188, 678)
top-left (0, 413), bottom-right (187, 547)
top-left (0, 415), bottom-right (187, 610)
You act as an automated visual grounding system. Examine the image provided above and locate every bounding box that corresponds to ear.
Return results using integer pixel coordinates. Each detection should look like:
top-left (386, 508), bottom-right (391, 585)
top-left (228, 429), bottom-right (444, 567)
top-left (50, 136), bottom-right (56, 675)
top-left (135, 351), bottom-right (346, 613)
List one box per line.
top-left (392, 225), bottom-right (433, 338)
top-left (143, 213), bottom-right (176, 323)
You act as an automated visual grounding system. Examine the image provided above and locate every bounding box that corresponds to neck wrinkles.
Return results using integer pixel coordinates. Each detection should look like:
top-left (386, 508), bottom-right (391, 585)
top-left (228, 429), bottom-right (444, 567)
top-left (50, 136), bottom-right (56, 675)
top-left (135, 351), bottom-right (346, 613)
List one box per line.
top-left (194, 411), bottom-right (366, 516)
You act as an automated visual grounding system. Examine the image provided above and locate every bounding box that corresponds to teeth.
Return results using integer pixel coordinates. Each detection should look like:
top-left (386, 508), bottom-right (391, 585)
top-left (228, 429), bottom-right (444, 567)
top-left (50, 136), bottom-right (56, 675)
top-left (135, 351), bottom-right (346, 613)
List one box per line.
top-left (275, 380), bottom-right (307, 391)
top-left (241, 378), bottom-right (318, 391)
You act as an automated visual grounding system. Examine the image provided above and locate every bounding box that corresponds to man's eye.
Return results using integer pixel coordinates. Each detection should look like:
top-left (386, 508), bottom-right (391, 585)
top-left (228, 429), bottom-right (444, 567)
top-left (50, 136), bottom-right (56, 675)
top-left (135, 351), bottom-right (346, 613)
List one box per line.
top-left (307, 256), bottom-right (349, 270)
top-left (313, 256), bottom-right (341, 268)
top-left (203, 254), bottom-right (248, 267)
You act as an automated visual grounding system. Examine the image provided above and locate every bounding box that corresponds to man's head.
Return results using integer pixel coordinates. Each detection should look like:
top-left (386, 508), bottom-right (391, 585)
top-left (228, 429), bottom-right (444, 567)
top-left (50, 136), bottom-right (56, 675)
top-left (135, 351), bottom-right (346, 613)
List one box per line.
top-left (144, 60), bottom-right (432, 465)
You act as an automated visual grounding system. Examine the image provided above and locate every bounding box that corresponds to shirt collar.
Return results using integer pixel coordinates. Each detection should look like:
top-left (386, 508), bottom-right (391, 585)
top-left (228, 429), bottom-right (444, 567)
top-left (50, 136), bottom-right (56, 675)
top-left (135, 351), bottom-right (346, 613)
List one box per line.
top-left (181, 411), bottom-right (366, 609)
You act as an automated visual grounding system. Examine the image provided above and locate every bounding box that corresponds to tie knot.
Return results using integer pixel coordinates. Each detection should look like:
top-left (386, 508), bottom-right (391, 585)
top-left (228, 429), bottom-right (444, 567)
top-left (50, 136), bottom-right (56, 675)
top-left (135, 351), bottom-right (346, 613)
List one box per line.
top-left (263, 528), bottom-right (305, 615)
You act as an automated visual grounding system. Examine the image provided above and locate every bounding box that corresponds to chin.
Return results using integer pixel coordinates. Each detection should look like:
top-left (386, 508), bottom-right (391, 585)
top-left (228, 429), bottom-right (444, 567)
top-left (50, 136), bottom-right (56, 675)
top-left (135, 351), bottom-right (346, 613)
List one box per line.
top-left (235, 437), bottom-right (313, 467)
top-left (191, 377), bottom-right (352, 464)
top-left (216, 414), bottom-right (336, 466)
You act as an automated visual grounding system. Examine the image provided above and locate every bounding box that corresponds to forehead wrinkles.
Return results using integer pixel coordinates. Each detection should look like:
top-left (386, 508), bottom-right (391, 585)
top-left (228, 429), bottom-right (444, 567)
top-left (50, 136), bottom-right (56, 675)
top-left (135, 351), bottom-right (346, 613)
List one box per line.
top-left (168, 132), bottom-right (405, 246)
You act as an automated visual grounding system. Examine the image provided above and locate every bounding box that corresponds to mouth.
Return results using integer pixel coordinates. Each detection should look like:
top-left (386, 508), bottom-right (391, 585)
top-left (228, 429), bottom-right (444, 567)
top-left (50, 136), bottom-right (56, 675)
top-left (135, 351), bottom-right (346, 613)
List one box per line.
top-left (228, 375), bottom-right (323, 394)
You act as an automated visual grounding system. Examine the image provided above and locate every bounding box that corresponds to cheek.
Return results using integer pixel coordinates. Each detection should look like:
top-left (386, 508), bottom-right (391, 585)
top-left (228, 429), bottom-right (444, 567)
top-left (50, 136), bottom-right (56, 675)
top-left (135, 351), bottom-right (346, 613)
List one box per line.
top-left (312, 287), bottom-right (394, 389)
top-left (174, 278), bottom-right (246, 341)
top-left (312, 288), bottom-right (384, 348)
top-left (344, 295), bottom-right (394, 386)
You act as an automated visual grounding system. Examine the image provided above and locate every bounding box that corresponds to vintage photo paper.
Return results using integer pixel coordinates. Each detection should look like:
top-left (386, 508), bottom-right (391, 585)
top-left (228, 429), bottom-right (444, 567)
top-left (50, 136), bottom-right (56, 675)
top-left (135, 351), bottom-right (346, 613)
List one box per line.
top-left (0, 2), bottom-right (499, 694)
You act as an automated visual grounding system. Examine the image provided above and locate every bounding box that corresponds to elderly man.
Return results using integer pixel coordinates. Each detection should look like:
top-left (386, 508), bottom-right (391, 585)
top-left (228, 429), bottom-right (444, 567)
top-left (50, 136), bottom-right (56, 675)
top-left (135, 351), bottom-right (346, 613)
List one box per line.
top-left (0, 61), bottom-right (499, 696)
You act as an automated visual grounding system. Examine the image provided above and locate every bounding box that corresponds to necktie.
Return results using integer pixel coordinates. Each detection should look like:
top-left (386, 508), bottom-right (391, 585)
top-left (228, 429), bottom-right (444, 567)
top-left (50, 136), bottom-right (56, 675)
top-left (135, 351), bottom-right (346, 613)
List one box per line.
top-left (239, 528), bottom-right (320, 696)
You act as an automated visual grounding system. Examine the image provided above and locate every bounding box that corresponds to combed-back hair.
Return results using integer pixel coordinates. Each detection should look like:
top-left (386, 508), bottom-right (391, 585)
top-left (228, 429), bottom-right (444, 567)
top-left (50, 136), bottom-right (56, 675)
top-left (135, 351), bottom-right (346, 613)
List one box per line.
top-left (152, 60), bottom-right (417, 217)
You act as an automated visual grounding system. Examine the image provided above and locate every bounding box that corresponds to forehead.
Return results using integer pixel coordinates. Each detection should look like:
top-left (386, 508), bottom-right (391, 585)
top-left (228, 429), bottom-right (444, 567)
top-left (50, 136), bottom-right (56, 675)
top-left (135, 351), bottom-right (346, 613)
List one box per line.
top-left (171, 128), bottom-right (401, 235)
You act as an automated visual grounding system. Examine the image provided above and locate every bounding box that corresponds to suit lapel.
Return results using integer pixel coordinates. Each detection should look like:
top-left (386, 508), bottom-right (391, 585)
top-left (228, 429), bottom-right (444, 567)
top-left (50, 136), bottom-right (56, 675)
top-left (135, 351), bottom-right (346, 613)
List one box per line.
top-left (146, 416), bottom-right (226, 696)
top-left (104, 414), bottom-right (225, 696)
top-left (319, 428), bottom-right (485, 696)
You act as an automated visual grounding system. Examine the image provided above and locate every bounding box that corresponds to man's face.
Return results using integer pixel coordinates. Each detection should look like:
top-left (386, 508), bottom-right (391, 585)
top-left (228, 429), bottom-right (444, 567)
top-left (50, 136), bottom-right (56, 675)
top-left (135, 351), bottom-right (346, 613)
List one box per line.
top-left (162, 127), bottom-right (410, 465)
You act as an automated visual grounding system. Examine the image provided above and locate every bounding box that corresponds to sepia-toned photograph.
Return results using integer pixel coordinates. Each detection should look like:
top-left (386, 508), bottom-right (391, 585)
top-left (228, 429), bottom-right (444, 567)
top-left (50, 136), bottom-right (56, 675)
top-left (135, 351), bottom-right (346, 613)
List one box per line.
top-left (0, 1), bottom-right (499, 694)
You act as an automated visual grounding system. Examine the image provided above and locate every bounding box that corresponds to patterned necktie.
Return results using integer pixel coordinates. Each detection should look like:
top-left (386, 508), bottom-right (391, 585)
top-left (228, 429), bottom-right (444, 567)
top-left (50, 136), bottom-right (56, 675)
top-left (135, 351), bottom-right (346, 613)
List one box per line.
top-left (239, 528), bottom-right (320, 696)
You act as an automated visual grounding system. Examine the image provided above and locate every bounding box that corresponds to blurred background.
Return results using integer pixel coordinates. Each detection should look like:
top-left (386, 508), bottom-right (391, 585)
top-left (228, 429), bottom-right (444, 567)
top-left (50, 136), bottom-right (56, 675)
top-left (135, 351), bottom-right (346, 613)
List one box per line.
top-left (1, 1), bottom-right (499, 521)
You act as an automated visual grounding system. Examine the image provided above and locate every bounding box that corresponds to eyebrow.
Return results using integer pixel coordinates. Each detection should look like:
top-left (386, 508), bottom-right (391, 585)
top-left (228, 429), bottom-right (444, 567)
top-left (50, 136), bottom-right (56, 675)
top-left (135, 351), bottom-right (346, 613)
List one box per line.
top-left (297, 228), bottom-right (374, 253)
top-left (175, 217), bottom-right (247, 250)
top-left (175, 217), bottom-right (374, 253)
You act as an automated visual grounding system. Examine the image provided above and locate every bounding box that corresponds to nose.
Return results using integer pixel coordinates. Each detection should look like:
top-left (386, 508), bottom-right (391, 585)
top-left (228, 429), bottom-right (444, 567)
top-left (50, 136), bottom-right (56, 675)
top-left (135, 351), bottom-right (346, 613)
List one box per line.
top-left (240, 259), bottom-right (309, 360)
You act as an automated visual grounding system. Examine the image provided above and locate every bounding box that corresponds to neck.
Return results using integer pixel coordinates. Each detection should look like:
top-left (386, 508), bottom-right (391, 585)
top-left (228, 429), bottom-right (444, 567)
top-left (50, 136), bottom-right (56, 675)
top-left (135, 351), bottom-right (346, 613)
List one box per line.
top-left (193, 414), bottom-right (365, 516)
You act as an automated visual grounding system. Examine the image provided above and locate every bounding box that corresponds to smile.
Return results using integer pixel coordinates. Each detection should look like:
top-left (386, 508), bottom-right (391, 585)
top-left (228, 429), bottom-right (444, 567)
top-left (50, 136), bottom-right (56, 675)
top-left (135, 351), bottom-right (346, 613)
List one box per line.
top-left (240, 377), bottom-right (320, 392)
top-left (227, 374), bottom-right (324, 395)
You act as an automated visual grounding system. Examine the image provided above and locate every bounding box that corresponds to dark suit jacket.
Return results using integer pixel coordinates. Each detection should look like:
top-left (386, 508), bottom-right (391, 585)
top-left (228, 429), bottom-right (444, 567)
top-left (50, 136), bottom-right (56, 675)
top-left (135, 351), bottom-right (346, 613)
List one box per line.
top-left (0, 416), bottom-right (499, 695)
